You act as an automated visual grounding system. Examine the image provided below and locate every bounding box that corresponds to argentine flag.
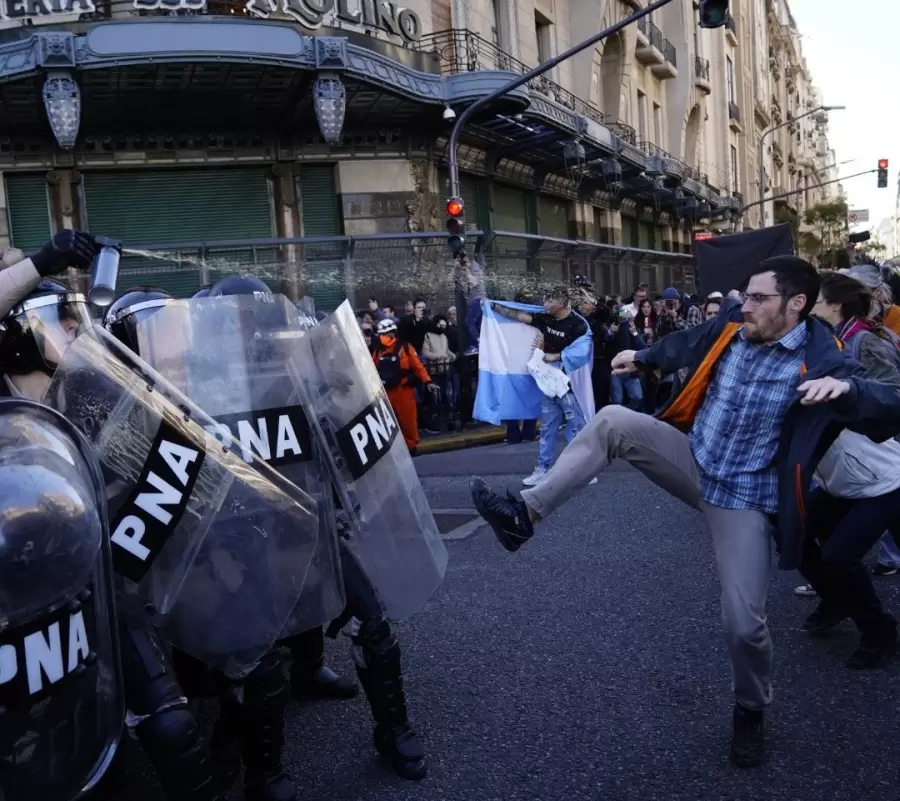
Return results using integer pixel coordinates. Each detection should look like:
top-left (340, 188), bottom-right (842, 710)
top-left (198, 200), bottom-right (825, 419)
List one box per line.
top-left (473, 300), bottom-right (594, 426)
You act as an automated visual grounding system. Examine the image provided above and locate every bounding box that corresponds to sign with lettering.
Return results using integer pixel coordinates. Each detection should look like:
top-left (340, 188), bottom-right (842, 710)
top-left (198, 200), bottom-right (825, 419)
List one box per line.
top-left (1, 0), bottom-right (93, 16)
top-left (205, 405), bottom-right (313, 467)
top-left (0, 588), bottom-right (96, 710)
top-left (109, 420), bottom-right (206, 583)
top-left (334, 391), bottom-right (399, 480)
top-left (131, 0), bottom-right (421, 43)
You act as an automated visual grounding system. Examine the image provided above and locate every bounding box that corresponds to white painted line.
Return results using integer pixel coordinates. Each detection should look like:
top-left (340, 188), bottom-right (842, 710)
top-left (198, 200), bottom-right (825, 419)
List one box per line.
top-left (442, 517), bottom-right (486, 541)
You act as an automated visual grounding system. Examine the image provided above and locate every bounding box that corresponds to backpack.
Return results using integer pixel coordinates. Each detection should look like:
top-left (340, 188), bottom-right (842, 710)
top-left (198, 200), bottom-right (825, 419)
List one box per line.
top-left (848, 327), bottom-right (900, 372)
top-left (376, 344), bottom-right (409, 389)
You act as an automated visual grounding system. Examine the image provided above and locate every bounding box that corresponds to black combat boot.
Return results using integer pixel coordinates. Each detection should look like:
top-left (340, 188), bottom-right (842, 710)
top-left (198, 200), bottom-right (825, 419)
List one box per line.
top-left (235, 654), bottom-right (296, 801)
top-left (208, 694), bottom-right (242, 790)
top-left (286, 627), bottom-right (359, 700)
top-left (355, 621), bottom-right (427, 780)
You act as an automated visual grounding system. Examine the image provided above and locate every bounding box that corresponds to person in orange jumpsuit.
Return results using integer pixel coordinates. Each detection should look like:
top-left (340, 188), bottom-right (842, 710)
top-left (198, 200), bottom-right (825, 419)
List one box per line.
top-left (372, 318), bottom-right (437, 453)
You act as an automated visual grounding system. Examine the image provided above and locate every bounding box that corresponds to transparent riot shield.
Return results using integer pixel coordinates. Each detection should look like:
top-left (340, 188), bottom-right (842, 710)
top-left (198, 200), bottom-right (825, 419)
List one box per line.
top-left (134, 294), bottom-right (344, 637)
top-left (42, 326), bottom-right (320, 677)
top-left (288, 300), bottom-right (447, 622)
top-left (0, 399), bottom-right (123, 801)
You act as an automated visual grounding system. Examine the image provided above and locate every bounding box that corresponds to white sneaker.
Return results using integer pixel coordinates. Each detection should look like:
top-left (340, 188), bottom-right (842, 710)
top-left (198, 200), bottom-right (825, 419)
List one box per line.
top-left (794, 584), bottom-right (817, 597)
top-left (522, 467), bottom-right (548, 487)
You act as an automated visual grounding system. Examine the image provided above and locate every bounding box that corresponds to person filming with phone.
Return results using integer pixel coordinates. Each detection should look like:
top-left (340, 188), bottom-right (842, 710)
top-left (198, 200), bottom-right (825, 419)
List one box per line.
top-left (606, 307), bottom-right (646, 408)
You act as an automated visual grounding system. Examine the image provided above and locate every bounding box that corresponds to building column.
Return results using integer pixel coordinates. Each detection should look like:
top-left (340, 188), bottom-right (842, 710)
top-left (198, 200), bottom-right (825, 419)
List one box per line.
top-left (571, 200), bottom-right (595, 240)
top-left (0, 172), bottom-right (9, 253)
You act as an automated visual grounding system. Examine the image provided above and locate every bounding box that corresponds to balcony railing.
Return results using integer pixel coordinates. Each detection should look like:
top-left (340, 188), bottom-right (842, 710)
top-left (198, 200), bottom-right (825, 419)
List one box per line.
top-left (728, 102), bottom-right (741, 123)
top-left (695, 57), bottom-right (710, 81)
top-left (726, 15), bottom-right (737, 35)
top-left (662, 39), bottom-right (677, 67)
top-left (607, 121), bottom-right (638, 145)
top-left (418, 29), bottom-right (612, 127)
top-left (647, 20), bottom-right (665, 52)
top-left (637, 141), bottom-right (695, 179)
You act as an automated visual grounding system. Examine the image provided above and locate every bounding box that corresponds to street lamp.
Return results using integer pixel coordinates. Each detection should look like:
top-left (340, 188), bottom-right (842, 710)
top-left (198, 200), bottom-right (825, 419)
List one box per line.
top-left (42, 71), bottom-right (81, 151)
top-left (756, 104), bottom-right (845, 223)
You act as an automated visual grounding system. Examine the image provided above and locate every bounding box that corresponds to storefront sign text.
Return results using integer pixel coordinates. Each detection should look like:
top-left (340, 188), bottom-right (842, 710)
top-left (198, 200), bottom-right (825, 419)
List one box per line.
top-left (1, 0), bottom-right (95, 19)
top-left (130, 0), bottom-right (421, 44)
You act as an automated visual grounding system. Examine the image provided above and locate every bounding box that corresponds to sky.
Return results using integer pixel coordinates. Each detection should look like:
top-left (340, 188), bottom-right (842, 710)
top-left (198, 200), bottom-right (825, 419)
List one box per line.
top-left (788, 0), bottom-right (896, 230)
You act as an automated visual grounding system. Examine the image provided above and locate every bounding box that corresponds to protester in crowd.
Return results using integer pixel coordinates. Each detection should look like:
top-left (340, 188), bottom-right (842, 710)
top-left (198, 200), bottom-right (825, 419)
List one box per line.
top-left (654, 287), bottom-right (687, 339)
top-left (470, 256), bottom-right (900, 768)
top-left (606, 308), bottom-right (646, 409)
top-left (578, 287), bottom-right (612, 411)
top-left (372, 318), bottom-right (437, 454)
top-left (795, 271), bottom-right (900, 667)
top-left (491, 286), bottom-right (590, 487)
top-left (398, 297), bottom-right (429, 354)
top-left (421, 314), bottom-right (457, 432)
top-left (404, 299), bottom-right (415, 316)
top-left (704, 296), bottom-right (722, 321)
top-left (360, 321), bottom-right (375, 352)
top-left (634, 299), bottom-right (657, 345)
top-left (623, 284), bottom-right (648, 319)
top-left (682, 293), bottom-right (704, 328)
top-left (458, 253), bottom-right (487, 355)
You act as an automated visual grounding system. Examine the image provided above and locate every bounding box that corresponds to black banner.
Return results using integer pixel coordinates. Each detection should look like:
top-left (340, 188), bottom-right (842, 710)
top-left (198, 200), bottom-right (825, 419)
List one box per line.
top-left (0, 586), bottom-right (97, 711)
top-left (110, 419), bottom-right (206, 583)
top-left (209, 405), bottom-right (313, 467)
top-left (334, 392), bottom-right (399, 480)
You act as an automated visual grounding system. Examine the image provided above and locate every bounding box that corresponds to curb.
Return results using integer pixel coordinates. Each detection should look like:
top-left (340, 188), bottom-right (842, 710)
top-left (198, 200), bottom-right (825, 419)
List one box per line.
top-left (416, 426), bottom-right (506, 455)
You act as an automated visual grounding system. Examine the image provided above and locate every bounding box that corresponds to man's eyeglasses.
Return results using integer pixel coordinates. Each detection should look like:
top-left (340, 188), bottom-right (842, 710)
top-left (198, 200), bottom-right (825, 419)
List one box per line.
top-left (739, 292), bottom-right (782, 306)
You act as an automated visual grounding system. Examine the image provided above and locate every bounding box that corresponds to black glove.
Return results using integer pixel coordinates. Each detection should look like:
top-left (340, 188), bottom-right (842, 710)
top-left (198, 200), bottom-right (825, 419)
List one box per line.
top-left (31, 230), bottom-right (99, 277)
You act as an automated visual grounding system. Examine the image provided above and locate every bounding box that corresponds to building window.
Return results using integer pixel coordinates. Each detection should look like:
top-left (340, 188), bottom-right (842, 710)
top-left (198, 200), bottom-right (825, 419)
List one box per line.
top-left (488, 0), bottom-right (502, 46)
top-left (730, 145), bottom-right (739, 193)
top-left (726, 56), bottom-right (736, 104)
top-left (535, 11), bottom-right (553, 64)
top-left (591, 64), bottom-right (601, 107)
top-left (653, 102), bottom-right (663, 147)
top-left (637, 90), bottom-right (648, 141)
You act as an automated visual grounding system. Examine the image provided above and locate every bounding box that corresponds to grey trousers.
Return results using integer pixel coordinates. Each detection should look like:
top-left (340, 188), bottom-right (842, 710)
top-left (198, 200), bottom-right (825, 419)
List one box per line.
top-left (521, 405), bottom-right (775, 710)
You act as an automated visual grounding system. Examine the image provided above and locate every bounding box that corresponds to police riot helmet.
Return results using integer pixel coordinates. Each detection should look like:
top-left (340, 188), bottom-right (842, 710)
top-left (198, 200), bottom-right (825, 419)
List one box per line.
top-left (0, 279), bottom-right (93, 377)
top-left (103, 286), bottom-right (173, 353)
top-left (192, 284), bottom-right (212, 299)
top-left (208, 274), bottom-right (272, 298)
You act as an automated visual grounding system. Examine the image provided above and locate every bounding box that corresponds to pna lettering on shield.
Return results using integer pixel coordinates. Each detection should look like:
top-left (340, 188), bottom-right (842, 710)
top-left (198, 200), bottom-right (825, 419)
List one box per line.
top-left (109, 421), bottom-right (206, 583)
top-left (348, 394), bottom-right (397, 467)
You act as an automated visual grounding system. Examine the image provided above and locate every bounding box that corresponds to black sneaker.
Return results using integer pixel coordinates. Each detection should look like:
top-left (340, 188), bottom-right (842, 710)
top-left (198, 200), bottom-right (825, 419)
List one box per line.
top-left (729, 704), bottom-right (765, 768)
top-left (803, 601), bottom-right (848, 637)
top-left (847, 617), bottom-right (898, 670)
top-left (469, 476), bottom-right (534, 552)
top-left (873, 563), bottom-right (900, 576)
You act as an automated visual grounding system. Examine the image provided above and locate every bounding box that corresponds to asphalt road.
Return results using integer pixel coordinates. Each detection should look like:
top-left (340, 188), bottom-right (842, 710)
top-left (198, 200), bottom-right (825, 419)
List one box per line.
top-left (109, 439), bottom-right (900, 801)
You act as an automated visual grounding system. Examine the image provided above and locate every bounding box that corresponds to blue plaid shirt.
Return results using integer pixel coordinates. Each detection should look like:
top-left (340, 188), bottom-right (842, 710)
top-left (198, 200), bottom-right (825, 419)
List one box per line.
top-left (689, 322), bottom-right (808, 512)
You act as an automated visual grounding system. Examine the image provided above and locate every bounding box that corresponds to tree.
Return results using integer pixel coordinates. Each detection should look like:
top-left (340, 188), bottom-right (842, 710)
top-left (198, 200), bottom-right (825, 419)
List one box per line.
top-left (803, 199), bottom-right (849, 268)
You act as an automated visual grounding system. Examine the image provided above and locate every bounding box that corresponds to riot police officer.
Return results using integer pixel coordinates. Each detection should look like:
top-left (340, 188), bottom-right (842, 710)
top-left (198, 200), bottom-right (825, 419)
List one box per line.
top-left (0, 278), bottom-right (224, 801)
top-left (111, 276), bottom-right (433, 781)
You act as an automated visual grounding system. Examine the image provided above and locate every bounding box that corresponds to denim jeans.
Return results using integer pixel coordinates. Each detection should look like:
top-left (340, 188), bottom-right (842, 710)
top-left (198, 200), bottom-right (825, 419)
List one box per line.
top-left (609, 373), bottom-right (643, 408)
top-left (538, 376), bottom-right (586, 469)
top-left (874, 531), bottom-right (900, 568)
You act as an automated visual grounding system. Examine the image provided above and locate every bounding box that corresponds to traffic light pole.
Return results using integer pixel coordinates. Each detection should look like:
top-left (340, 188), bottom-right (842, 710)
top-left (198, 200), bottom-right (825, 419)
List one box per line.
top-left (446, 0), bottom-right (676, 200)
top-left (741, 169), bottom-right (876, 214)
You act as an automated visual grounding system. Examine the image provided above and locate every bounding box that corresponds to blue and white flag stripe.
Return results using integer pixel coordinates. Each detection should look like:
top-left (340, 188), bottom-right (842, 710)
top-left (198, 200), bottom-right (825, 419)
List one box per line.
top-left (473, 300), bottom-right (594, 426)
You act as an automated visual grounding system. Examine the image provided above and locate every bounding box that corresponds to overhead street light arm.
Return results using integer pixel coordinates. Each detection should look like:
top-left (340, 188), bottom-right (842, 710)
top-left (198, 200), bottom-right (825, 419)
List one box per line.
top-left (742, 168), bottom-right (873, 214)
top-left (447, 0), bottom-right (677, 200)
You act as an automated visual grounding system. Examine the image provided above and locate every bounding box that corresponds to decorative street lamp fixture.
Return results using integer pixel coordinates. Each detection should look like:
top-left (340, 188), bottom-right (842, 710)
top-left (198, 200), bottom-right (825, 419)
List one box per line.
top-left (42, 72), bottom-right (81, 150)
top-left (313, 74), bottom-right (346, 145)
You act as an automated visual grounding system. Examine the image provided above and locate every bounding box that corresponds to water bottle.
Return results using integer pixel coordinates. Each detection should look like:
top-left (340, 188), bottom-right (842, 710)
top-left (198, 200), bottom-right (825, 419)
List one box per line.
top-left (88, 236), bottom-right (123, 308)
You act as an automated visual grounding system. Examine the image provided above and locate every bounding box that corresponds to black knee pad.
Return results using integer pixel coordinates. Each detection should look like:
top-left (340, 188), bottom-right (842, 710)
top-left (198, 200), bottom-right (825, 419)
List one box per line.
top-left (119, 624), bottom-right (185, 716)
top-left (136, 706), bottom-right (221, 801)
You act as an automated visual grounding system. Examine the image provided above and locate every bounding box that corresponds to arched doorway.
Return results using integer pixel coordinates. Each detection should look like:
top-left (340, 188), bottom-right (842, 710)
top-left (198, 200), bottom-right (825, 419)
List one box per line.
top-left (599, 33), bottom-right (624, 120)
top-left (684, 105), bottom-right (701, 170)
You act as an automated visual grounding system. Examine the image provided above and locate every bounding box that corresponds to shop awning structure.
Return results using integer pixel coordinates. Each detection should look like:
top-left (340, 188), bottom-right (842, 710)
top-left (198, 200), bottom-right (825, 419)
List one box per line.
top-left (0, 13), bottom-right (742, 222)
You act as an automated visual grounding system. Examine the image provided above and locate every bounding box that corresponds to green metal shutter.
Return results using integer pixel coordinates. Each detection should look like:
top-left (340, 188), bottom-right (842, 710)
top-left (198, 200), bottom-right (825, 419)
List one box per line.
top-left (298, 165), bottom-right (343, 312)
top-left (489, 185), bottom-right (529, 297)
top-left (459, 175), bottom-right (479, 231)
top-left (492, 185), bottom-right (527, 232)
top-left (82, 167), bottom-right (274, 298)
top-left (623, 215), bottom-right (639, 248)
top-left (5, 173), bottom-right (51, 254)
top-left (538, 196), bottom-right (569, 238)
top-left (639, 221), bottom-right (655, 250)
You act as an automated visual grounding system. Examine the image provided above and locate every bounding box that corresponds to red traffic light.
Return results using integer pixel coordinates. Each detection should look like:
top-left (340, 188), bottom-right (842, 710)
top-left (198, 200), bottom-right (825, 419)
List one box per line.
top-left (878, 159), bottom-right (889, 169)
top-left (446, 198), bottom-right (463, 217)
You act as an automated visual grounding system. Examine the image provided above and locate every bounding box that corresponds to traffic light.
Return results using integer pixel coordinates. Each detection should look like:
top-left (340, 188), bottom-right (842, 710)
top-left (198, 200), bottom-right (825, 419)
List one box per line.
top-left (446, 197), bottom-right (466, 254)
top-left (698, 0), bottom-right (730, 28)
top-left (878, 159), bottom-right (888, 189)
